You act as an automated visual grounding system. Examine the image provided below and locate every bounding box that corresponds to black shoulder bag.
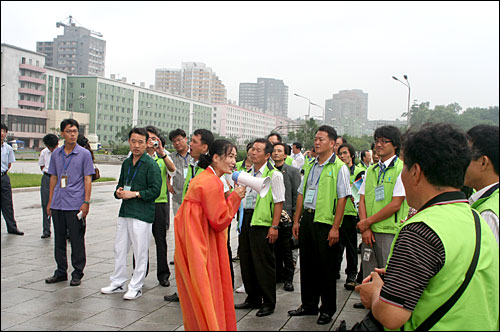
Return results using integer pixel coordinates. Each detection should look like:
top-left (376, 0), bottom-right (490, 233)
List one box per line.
top-left (342, 210), bottom-right (482, 332)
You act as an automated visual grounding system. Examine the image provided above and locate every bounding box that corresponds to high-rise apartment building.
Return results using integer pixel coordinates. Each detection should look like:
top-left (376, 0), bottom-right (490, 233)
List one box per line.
top-left (325, 89), bottom-right (368, 137)
top-left (37, 17), bottom-right (106, 76)
top-left (155, 62), bottom-right (227, 104)
top-left (239, 78), bottom-right (288, 117)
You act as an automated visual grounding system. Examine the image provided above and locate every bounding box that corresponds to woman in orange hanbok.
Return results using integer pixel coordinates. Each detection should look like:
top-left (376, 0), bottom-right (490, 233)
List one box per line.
top-left (174, 139), bottom-right (246, 331)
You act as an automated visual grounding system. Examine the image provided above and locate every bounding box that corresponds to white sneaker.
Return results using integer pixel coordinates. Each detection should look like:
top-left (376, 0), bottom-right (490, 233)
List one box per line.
top-left (101, 284), bottom-right (126, 294)
top-left (123, 289), bottom-right (142, 300)
top-left (235, 284), bottom-right (245, 293)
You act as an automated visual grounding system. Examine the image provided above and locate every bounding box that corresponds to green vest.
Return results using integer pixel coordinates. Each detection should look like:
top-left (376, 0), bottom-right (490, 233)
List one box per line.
top-left (364, 157), bottom-right (409, 234)
top-left (344, 165), bottom-right (364, 216)
top-left (302, 155), bottom-right (345, 225)
top-left (153, 155), bottom-right (168, 203)
top-left (251, 162), bottom-right (277, 227)
top-left (471, 187), bottom-right (499, 219)
top-left (357, 162), bottom-right (368, 171)
top-left (285, 155), bottom-right (293, 166)
top-left (386, 202), bottom-right (499, 331)
top-left (182, 163), bottom-right (204, 200)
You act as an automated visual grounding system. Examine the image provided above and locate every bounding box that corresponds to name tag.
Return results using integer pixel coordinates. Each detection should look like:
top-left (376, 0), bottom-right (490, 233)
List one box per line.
top-left (183, 167), bottom-right (188, 178)
top-left (60, 176), bottom-right (68, 188)
top-left (124, 185), bottom-right (132, 191)
top-left (245, 196), bottom-right (254, 209)
top-left (375, 185), bottom-right (385, 201)
top-left (304, 188), bottom-right (316, 204)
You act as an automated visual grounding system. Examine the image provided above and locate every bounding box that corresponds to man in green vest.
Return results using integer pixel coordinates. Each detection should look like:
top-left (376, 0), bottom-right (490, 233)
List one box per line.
top-left (145, 126), bottom-right (176, 287)
top-left (234, 138), bottom-right (285, 317)
top-left (357, 149), bottom-right (372, 171)
top-left (338, 143), bottom-right (365, 290)
top-left (464, 124), bottom-right (499, 245)
top-left (356, 123), bottom-right (499, 331)
top-left (356, 126), bottom-right (408, 288)
top-left (288, 125), bottom-right (351, 325)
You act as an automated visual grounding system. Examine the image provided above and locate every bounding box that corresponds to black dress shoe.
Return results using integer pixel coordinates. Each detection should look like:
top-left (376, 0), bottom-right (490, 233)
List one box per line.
top-left (70, 278), bottom-right (81, 286)
top-left (344, 274), bottom-right (357, 290)
top-left (164, 293), bottom-right (179, 302)
top-left (288, 306), bottom-right (318, 316)
top-left (8, 229), bottom-right (24, 235)
top-left (353, 302), bottom-right (365, 309)
top-left (45, 275), bottom-right (68, 284)
top-left (41, 234), bottom-right (50, 239)
top-left (284, 281), bottom-right (294, 292)
top-left (317, 313), bottom-right (332, 325)
top-left (256, 306), bottom-right (274, 317)
top-left (235, 302), bottom-right (260, 310)
top-left (159, 279), bottom-right (170, 287)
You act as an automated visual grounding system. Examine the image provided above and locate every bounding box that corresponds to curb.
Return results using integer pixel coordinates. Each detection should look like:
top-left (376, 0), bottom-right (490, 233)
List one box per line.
top-left (12, 180), bottom-right (118, 193)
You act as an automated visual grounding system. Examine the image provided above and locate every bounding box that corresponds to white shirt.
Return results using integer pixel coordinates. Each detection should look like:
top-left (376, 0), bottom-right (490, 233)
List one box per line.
top-left (291, 152), bottom-right (305, 170)
top-left (243, 162), bottom-right (285, 209)
top-left (358, 155), bottom-right (405, 197)
top-left (469, 182), bottom-right (499, 245)
top-left (38, 147), bottom-right (53, 174)
top-left (1, 142), bottom-right (15, 173)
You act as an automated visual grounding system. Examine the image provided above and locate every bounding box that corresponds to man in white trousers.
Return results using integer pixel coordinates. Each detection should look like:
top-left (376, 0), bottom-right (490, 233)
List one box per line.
top-left (101, 127), bottom-right (161, 300)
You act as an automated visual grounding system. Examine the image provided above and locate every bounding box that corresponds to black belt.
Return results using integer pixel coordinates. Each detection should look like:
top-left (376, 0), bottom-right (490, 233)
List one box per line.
top-left (304, 208), bottom-right (315, 214)
top-left (244, 209), bottom-right (254, 213)
top-left (43, 172), bottom-right (51, 176)
top-left (1, 171), bottom-right (7, 177)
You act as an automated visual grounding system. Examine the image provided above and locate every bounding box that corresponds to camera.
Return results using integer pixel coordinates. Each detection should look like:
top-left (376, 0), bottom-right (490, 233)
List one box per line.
top-left (153, 141), bottom-right (159, 148)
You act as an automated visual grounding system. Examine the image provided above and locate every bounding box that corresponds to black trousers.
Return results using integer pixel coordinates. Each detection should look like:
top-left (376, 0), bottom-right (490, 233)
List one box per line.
top-left (51, 209), bottom-right (86, 279)
top-left (239, 210), bottom-right (276, 309)
top-left (275, 223), bottom-right (295, 282)
top-left (1, 174), bottom-right (19, 232)
top-left (40, 173), bottom-right (51, 236)
top-left (338, 215), bottom-right (359, 276)
top-left (299, 210), bottom-right (341, 316)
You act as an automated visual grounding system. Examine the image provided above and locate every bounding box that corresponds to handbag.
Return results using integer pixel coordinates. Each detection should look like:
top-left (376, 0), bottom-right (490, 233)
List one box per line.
top-left (338, 210), bottom-right (481, 331)
top-left (92, 167), bottom-right (100, 181)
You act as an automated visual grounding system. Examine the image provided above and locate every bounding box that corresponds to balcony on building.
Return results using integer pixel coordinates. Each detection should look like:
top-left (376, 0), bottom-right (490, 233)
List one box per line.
top-left (18, 88), bottom-right (46, 96)
top-left (18, 100), bottom-right (45, 108)
top-left (19, 75), bottom-right (45, 85)
top-left (19, 63), bottom-right (47, 73)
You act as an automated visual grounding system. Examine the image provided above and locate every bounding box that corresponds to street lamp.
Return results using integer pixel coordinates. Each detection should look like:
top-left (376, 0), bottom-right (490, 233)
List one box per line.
top-left (293, 93), bottom-right (312, 120)
top-left (310, 102), bottom-right (325, 124)
top-left (68, 95), bottom-right (86, 119)
top-left (392, 75), bottom-right (411, 121)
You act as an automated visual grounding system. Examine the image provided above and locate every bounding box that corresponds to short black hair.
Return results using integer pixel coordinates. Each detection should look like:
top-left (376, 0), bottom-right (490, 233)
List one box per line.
top-left (77, 134), bottom-right (89, 147)
top-left (43, 133), bottom-right (59, 148)
top-left (317, 125), bottom-right (338, 141)
top-left (402, 123), bottom-right (471, 189)
top-left (128, 127), bottom-right (149, 141)
top-left (371, 142), bottom-right (376, 151)
top-left (361, 150), bottom-right (370, 160)
top-left (253, 138), bottom-right (274, 155)
top-left (293, 142), bottom-right (302, 150)
top-left (374, 125), bottom-right (402, 156)
top-left (60, 118), bottom-right (79, 132)
top-left (193, 128), bottom-right (214, 147)
top-left (339, 143), bottom-right (356, 165)
top-left (169, 128), bottom-right (186, 141)
top-left (246, 141), bottom-right (253, 152)
top-left (338, 136), bottom-right (348, 144)
top-left (267, 132), bottom-right (282, 142)
top-left (467, 125), bottom-right (499, 175)
top-left (1, 123), bottom-right (8, 132)
top-left (145, 125), bottom-right (160, 137)
top-left (198, 139), bottom-right (237, 170)
top-left (273, 142), bottom-right (287, 151)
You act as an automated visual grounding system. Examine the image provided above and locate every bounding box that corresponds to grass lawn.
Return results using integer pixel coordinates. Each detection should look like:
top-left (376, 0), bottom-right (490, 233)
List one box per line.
top-left (8, 173), bottom-right (116, 189)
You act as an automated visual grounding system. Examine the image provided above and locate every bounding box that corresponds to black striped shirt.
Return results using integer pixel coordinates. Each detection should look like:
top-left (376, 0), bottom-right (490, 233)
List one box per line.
top-left (380, 222), bottom-right (445, 311)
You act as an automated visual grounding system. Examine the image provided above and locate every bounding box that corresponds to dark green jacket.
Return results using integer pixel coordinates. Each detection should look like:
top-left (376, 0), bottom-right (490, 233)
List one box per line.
top-left (115, 152), bottom-right (161, 223)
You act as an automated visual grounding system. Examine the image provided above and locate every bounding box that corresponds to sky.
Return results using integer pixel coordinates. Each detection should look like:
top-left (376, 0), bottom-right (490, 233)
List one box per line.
top-left (1, 1), bottom-right (499, 121)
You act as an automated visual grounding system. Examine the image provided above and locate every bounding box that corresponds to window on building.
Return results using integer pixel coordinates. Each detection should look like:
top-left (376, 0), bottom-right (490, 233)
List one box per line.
top-left (79, 103), bottom-right (84, 110)
top-left (80, 82), bottom-right (85, 88)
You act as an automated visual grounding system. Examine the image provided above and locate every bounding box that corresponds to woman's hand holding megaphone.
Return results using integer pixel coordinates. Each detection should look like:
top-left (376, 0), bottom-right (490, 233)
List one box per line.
top-left (233, 184), bottom-right (246, 199)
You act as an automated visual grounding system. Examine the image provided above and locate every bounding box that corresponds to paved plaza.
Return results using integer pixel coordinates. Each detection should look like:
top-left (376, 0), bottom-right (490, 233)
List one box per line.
top-left (1, 161), bottom-right (368, 331)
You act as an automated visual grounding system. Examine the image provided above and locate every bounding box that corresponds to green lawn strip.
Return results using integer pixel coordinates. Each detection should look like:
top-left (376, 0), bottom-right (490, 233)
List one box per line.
top-left (8, 173), bottom-right (115, 188)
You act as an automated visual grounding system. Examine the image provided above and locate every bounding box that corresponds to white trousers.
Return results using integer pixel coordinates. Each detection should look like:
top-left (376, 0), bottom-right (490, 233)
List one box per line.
top-left (109, 217), bottom-right (152, 291)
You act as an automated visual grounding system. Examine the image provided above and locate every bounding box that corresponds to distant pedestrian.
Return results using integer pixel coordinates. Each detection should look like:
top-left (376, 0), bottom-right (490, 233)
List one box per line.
top-left (1, 123), bottom-right (24, 235)
top-left (39, 133), bottom-right (59, 238)
top-left (101, 127), bottom-right (161, 300)
top-left (45, 119), bottom-right (95, 287)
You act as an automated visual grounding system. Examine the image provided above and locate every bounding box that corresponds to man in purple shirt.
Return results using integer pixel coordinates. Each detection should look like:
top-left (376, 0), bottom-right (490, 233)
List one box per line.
top-left (45, 119), bottom-right (95, 287)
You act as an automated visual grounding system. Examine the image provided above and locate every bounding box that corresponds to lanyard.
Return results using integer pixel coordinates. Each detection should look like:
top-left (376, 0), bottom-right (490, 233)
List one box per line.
top-left (190, 164), bottom-right (198, 179)
top-left (182, 153), bottom-right (189, 168)
top-left (126, 160), bottom-right (142, 185)
top-left (377, 157), bottom-right (397, 185)
top-left (62, 151), bottom-right (74, 172)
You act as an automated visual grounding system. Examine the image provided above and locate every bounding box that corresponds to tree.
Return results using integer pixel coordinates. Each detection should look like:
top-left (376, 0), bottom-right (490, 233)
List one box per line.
top-left (115, 124), bottom-right (133, 144)
top-left (287, 118), bottom-right (319, 150)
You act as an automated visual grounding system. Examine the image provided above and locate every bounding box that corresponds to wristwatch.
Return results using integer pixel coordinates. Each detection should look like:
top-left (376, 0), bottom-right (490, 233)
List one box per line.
top-left (135, 191), bottom-right (139, 198)
top-left (271, 225), bottom-right (279, 230)
top-left (160, 154), bottom-right (167, 159)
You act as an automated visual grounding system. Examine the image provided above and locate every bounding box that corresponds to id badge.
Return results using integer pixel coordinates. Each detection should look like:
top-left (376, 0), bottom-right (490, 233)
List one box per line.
top-left (60, 176), bottom-right (68, 188)
top-left (375, 185), bottom-right (385, 201)
top-left (124, 185), bottom-right (132, 191)
top-left (245, 196), bottom-right (254, 209)
top-left (304, 188), bottom-right (316, 204)
top-left (183, 167), bottom-right (188, 178)
top-left (362, 248), bottom-right (372, 262)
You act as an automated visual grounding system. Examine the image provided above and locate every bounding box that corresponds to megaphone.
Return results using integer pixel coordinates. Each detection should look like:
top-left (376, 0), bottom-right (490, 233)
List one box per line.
top-left (232, 171), bottom-right (271, 198)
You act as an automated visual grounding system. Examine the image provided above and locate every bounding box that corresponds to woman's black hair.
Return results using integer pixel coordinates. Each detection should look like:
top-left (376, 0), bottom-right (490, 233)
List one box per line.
top-left (198, 139), bottom-right (237, 170)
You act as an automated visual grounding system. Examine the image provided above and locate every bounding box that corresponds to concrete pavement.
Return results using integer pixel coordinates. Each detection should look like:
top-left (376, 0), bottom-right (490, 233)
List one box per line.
top-left (1, 163), bottom-right (368, 331)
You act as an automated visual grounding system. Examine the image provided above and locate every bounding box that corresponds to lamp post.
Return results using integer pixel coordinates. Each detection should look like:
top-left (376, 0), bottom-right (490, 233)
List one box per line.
top-left (310, 102), bottom-right (326, 124)
top-left (293, 93), bottom-right (312, 120)
top-left (392, 75), bottom-right (411, 121)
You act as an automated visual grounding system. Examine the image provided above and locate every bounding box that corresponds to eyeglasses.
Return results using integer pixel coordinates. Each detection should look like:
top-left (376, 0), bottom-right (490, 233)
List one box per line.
top-left (374, 139), bottom-right (392, 145)
top-left (64, 129), bottom-right (79, 134)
